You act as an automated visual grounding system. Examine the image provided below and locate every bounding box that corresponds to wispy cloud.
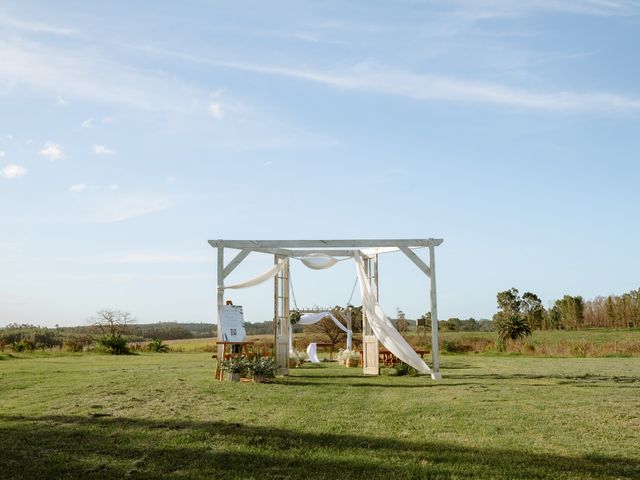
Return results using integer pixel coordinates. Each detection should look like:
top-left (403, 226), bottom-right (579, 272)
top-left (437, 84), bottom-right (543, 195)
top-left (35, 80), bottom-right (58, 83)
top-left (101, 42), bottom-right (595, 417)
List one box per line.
top-left (175, 56), bottom-right (640, 113)
top-left (39, 141), bottom-right (64, 161)
top-left (451, 0), bottom-right (640, 18)
top-left (0, 39), bottom-right (198, 112)
top-left (0, 12), bottom-right (76, 36)
top-left (95, 193), bottom-right (172, 223)
top-left (208, 102), bottom-right (224, 119)
top-left (93, 144), bottom-right (115, 155)
top-left (1, 164), bottom-right (27, 179)
top-left (69, 183), bottom-right (87, 192)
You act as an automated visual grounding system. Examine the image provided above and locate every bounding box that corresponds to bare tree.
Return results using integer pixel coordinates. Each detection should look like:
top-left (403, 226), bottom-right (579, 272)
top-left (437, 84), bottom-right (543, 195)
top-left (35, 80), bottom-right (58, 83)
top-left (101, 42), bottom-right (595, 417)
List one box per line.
top-left (91, 309), bottom-right (135, 336)
top-left (306, 316), bottom-right (346, 351)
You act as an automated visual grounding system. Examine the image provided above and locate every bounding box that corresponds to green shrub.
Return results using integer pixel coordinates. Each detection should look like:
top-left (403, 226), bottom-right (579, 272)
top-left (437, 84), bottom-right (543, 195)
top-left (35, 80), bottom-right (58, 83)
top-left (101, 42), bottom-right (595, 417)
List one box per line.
top-left (147, 338), bottom-right (169, 353)
top-left (98, 334), bottom-right (130, 355)
top-left (12, 339), bottom-right (35, 352)
top-left (248, 357), bottom-right (276, 378)
top-left (221, 357), bottom-right (248, 374)
top-left (64, 335), bottom-right (94, 352)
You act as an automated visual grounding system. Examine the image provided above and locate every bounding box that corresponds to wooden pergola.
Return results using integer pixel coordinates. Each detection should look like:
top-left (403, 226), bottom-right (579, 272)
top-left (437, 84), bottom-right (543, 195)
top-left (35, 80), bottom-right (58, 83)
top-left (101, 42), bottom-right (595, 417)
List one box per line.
top-left (208, 239), bottom-right (444, 379)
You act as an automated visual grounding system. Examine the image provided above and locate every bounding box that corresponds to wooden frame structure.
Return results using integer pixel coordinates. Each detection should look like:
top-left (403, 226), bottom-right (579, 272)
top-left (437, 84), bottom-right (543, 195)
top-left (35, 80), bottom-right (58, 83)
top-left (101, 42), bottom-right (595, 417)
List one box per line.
top-left (208, 239), bottom-right (444, 379)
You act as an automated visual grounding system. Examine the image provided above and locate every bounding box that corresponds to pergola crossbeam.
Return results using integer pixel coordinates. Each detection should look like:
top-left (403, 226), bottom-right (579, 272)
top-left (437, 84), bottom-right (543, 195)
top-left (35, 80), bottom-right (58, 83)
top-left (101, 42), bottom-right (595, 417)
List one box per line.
top-left (223, 248), bottom-right (251, 279)
top-left (210, 239), bottom-right (443, 249)
top-left (400, 246), bottom-right (431, 277)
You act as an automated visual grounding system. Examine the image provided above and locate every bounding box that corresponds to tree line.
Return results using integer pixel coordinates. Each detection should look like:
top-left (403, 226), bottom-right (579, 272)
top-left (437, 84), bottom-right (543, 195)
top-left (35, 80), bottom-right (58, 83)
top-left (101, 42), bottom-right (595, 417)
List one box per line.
top-left (494, 287), bottom-right (640, 330)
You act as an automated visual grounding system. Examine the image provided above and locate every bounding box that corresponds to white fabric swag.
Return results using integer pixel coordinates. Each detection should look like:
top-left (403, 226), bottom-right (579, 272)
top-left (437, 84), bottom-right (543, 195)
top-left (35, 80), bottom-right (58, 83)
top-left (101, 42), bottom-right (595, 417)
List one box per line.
top-left (354, 253), bottom-right (432, 375)
top-left (224, 258), bottom-right (287, 290)
top-left (298, 253), bottom-right (339, 270)
top-left (297, 312), bottom-right (353, 351)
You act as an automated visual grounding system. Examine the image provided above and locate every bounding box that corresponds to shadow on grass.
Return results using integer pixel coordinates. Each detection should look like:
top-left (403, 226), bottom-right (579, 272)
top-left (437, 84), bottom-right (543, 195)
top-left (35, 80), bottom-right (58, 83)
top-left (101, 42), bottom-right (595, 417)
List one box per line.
top-left (447, 373), bottom-right (640, 385)
top-left (1, 414), bottom-right (638, 480)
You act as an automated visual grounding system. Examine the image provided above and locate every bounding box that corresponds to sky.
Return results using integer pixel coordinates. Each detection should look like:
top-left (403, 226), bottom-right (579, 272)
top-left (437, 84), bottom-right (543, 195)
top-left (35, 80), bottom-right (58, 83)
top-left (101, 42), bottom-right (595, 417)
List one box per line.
top-left (1, 0), bottom-right (639, 327)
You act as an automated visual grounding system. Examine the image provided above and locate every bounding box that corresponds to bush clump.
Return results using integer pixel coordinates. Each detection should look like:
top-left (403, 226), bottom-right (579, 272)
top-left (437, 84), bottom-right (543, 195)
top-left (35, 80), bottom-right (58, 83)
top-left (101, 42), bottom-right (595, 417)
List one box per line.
top-left (98, 334), bottom-right (130, 355)
top-left (147, 338), bottom-right (169, 353)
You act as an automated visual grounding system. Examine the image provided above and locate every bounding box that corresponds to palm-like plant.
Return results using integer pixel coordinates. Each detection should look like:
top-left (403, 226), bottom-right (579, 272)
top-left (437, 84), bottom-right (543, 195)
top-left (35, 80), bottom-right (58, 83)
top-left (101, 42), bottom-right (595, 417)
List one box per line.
top-left (496, 315), bottom-right (532, 343)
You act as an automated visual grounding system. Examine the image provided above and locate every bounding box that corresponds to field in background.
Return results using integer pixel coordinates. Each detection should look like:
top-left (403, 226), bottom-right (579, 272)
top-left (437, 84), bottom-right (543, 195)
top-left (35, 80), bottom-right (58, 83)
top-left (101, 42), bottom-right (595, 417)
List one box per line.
top-left (163, 329), bottom-right (640, 357)
top-left (1, 353), bottom-right (638, 479)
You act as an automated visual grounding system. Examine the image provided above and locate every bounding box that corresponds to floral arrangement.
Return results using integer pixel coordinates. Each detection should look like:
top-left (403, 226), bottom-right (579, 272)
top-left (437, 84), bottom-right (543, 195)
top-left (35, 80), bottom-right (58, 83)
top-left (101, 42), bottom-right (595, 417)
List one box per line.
top-left (289, 310), bottom-right (302, 325)
top-left (249, 357), bottom-right (276, 378)
top-left (220, 356), bottom-right (248, 374)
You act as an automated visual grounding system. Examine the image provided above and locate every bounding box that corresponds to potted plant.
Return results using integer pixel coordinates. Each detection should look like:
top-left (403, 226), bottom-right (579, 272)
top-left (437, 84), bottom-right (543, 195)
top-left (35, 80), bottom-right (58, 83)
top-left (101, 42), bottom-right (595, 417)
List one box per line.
top-left (249, 357), bottom-right (276, 383)
top-left (221, 357), bottom-right (247, 382)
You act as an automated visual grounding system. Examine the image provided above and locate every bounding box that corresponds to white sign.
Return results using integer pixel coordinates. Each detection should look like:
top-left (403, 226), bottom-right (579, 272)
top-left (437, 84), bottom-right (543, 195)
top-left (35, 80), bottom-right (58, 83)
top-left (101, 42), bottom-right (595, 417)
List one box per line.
top-left (220, 305), bottom-right (246, 342)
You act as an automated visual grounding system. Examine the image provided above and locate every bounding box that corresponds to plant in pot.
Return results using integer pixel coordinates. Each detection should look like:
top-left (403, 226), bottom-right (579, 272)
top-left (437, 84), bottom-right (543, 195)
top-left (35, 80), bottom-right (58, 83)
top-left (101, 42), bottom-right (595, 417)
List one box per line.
top-left (221, 357), bottom-right (247, 382)
top-left (249, 357), bottom-right (276, 383)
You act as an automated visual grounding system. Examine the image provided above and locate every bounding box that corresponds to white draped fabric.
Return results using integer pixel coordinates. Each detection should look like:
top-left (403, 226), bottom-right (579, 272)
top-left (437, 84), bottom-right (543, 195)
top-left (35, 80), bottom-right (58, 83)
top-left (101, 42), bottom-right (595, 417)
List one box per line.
top-left (298, 312), bottom-right (352, 350)
top-left (354, 253), bottom-right (432, 375)
top-left (224, 259), bottom-right (286, 290)
top-left (298, 253), bottom-right (339, 270)
top-left (306, 342), bottom-right (320, 363)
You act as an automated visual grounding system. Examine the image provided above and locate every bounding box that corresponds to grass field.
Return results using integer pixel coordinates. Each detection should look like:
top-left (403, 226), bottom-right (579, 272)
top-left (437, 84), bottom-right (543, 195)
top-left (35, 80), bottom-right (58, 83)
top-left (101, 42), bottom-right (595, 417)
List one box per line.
top-left (1, 352), bottom-right (639, 479)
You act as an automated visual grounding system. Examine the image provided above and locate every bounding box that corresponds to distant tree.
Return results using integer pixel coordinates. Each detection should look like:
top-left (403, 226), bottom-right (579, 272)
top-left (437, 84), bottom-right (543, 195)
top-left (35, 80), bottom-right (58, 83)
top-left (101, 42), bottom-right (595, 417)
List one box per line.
top-left (521, 292), bottom-right (545, 330)
top-left (306, 317), bottom-right (346, 351)
top-left (91, 309), bottom-right (135, 336)
top-left (496, 288), bottom-right (522, 317)
top-left (554, 296), bottom-right (584, 330)
top-left (91, 309), bottom-right (135, 355)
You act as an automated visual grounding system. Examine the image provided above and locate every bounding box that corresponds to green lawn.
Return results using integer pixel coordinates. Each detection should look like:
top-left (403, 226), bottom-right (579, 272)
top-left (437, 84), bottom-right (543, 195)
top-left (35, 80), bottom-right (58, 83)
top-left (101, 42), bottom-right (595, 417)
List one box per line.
top-left (1, 353), bottom-right (639, 479)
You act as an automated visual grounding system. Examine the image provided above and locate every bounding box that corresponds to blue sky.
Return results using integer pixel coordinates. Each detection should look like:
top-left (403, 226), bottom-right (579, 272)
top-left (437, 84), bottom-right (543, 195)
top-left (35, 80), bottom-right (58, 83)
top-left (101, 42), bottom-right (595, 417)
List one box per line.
top-left (1, 0), bottom-right (639, 327)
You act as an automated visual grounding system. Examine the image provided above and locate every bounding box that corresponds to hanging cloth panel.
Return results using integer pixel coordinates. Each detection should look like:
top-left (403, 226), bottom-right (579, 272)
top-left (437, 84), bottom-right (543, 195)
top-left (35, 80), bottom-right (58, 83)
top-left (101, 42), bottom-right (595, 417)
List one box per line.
top-left (306, 343), bottom-right (320, 363)
top-left (298, 253), bottom-right (339, 270)
top-left (224, 258), bottom-right (287, 290)
top-left (353, 253), bottom-right (432, 374)
top-left (297, 312), bottom-right (353, 350)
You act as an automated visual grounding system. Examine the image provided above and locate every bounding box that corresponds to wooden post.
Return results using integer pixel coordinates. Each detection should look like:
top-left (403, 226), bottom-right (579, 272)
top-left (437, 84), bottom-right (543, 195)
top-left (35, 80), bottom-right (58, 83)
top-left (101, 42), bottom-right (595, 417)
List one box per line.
top-left (429, 244), bottom-right (442, 379)
top-left (362, 255), bottom-right (380, 375)
top-left (274, 255), bottom-right (290, 375)
top-left (215, 244), bottom-right (225, 380)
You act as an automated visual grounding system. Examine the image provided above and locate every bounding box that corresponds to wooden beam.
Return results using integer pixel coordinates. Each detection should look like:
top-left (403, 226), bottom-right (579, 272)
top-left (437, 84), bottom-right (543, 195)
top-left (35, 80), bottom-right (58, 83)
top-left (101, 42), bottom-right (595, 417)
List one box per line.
top-left (209, 239), bottom-right (443, 249)
top-left (400, 247), bottom-right (431, 277)
top-left (223, 248), bottom-right (251, 279)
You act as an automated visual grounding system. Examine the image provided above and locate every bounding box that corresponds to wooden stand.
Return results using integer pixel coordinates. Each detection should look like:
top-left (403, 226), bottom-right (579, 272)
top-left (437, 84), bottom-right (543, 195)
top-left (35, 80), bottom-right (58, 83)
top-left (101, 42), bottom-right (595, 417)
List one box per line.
top-left (214, 341), bottom-right (255, 381)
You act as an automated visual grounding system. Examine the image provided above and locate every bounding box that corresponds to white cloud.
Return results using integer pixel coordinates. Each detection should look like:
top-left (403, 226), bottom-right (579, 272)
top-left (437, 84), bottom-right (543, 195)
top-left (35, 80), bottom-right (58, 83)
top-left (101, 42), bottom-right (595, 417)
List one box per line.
top-left (39, 141), bottom-right (64, 161)
top-left (0, 39), bottom-right (198, 112)
top-left (109, 184), bottom-right (119, 191)
top-left (0, 151), bottom-right (5, 157)
top-left (93, 144), bottom-right (115, 155)
top-left (0, 13), bottom-right (76, 35)
top-left (198, 59), bottom-right (640, 113)
top-left (209, 102), bottom-right (224, 119)
top-left (95, 193), bottom-right (172, 223)
top-left (1, 164), bottom-right (27, 179)
top-left (81, 118), bottom-right (93, 128)
top-left (69, 183), bottom-right (87, 192)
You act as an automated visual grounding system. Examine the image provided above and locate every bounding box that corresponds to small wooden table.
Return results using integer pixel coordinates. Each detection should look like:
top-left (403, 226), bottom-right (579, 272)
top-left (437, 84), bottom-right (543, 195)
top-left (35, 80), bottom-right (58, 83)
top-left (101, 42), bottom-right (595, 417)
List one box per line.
top-left (213, 341), bottom-right (255, 381)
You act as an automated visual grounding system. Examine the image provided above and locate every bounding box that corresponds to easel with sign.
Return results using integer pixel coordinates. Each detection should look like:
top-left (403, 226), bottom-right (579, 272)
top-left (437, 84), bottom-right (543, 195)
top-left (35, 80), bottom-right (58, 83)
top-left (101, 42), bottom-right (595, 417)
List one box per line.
top-left (214, 304), bottom-right (250, 380)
